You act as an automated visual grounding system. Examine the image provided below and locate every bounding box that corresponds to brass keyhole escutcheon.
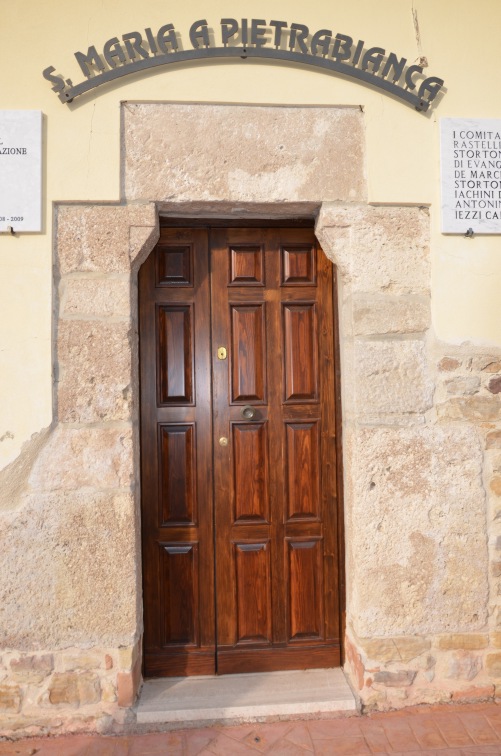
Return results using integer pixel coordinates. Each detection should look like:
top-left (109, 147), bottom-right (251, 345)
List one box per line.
top-left (219, 436), bottom-right (229, 447)
top-left (241, 405), bottom-right (256, 420)
top-left (217, 347), bottom-right (227, 360)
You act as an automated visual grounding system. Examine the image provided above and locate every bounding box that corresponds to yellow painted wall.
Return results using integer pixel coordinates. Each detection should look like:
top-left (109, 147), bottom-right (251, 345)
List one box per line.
top-left (1, 0), bottom-right (500, 466)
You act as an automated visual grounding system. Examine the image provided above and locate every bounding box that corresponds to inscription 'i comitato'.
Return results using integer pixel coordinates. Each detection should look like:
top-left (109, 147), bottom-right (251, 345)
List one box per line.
top-left (441, 118), bottom-right (501, 234)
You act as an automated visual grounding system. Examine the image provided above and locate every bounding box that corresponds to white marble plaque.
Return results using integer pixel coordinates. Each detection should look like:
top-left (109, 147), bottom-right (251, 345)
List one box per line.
top-left (441, 118), bottom-right (501, 234)
top-left (0, 111), bottom-right (42, 232)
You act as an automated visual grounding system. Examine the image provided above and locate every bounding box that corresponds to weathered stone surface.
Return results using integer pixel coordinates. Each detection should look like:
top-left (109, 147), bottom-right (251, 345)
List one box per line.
top-left (10, 654), bottom-right (53, 683)
top-left (437, 396), bottom-right (501, 422)
top-left (102, 680), bottom-right (117, 703)
top-left (418, 689), bottom-right (452, 704)
top-left (491, 633), bottom-right (501, 648)
top-left (486, 653), bottom-right (501, 678)
top-left (373, 670), bottom-right (416, 687)
top-left (447, 651), bottom-right (482, 681)
top-left (488, 377), bottom-right (501, 395)
top-left (57, 204), bottom-right (156, 274)
top-left (445, 376), bottom-right (480, 396)
top-left (0, 428), bottom-right (51, 513)
top-left (0, 685), bottom-right (21, 712)
top-left (471, 356), bottom-right (501, 373)
top-left (124, 104), bottom-right (366, 203)
top-left (350, 295), bottom-right (430, 336)
top-left (57, 321), bottom-right (132, 423)
top-left (59, 276), bottom-right (130, 319)
top-left (354, 340), bottom-right (433, 417)
top-left (0, 492), bottom-right (138, 649)
top-left (452, 685), bottom-right (494, 701)
top-left (344, 637), bottom-right (365, 691)
top-left (62, 652), bottom-right (106, 671)
top-left (437, 634), bottom-right (488, 650)
top-left (487, 431), bottom-right (501, 449)
top-left (316, 204), bottom-right (429, 294)
top-left (438, 357), bottom-right (461, 372)
top-left (117, 653), bottom-right (141, 708)
top-left (28, 426), bottom-right (133, 491)
top-left (360, 636), bottom-right (431, 663)
top-left (349, 425), bottom-right (487, 636)
top-left (48, 672), bottom-right (101, 707)
top-left (491, 478), bottom-right (501, 497)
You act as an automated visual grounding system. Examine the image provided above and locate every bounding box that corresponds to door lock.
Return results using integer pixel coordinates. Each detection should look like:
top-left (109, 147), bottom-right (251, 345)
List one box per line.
top-left (217, 347), bottom-right (227, 360)
top-left (219, 436), bottom-right (229, 447)
top-left (241, 405), bottom-right (256, 420)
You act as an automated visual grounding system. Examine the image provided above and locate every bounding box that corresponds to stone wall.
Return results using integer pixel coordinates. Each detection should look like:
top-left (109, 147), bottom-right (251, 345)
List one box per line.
top-left (0, 103), bottom-right (499, 734)
top-left (316, 204), bottom-right (501, 710)
top-left (0, 204), bottom-right (158, 737)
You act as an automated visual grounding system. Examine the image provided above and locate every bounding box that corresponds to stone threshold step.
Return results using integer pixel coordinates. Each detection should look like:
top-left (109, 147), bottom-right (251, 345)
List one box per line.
top-left (135, 668), bottom-right (357, 725)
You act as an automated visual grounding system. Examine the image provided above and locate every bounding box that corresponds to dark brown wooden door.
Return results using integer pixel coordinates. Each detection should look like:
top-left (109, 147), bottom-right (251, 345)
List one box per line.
top-left (139, 226), bottom-right (342, 678)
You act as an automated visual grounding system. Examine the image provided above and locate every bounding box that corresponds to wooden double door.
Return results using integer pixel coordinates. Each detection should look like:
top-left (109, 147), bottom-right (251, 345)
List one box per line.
top-left (139, 224), bottom-right (343, 677)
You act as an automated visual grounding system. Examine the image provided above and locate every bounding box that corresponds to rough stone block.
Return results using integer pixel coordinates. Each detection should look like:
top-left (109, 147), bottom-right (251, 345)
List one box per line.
top-left (28, 426), bottom-right (133, 491)
top-left (447, 651), bottom-right (482, 681)
top-left (470, 356), bottom-right (501, 372)
top-left (48, 672), bottom-right (101, 707)
top-left (438, 357), bottom-right (461, 372)
top-left (486, 653), bottom-right (501, 678)
top-left (117, 653), bottom-right (141, 708)
top-left (0, 492), bottom-right (138, 650)
top-left (445, 376), bottom-right (480, 396)
top-left (57, 321), bottom-right (132, 423)
top-left (491, 633), bottom-right (501, 648)
top-left (360, 636), bottom-right (431, 663)
top-left (350, 294), bottom-right (430, 336)
top-left (487, 431), bottom-right (501, 449)
top-left (10, 654), bottom-right (53, 683)
top-left (488, 377), bottom-right (501, 394)
top-left (62, 652), bottom-right (106, 671)
top-left (349, 425), bottom-right (487, 636)
top-left (437, 634), bottom-right (489, 650)
top-left (0, 685), bottom-right (22, 712)
top-left (354, 340), bottom-right (433, 417)
top-left (437, 396), bottom-right (501, 422)
top-left (452, 685), bottom-right (494, 701)
top-left (59, 276), bottom-right (130, 319)
top-left (491, 478), bottom-right (501, 497)
top-left (124, 104), bottom-right (366, 203)
top-left (373, 670), bottom-right (416, 687)
top-left (317, 204), bottom-right (430, 294)
top-left (57, 204), bottom-right (156, 274)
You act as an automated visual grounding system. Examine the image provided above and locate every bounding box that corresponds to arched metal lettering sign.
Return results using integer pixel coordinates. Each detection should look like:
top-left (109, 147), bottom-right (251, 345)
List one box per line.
top-left (43, 18), bottom-right (445, 112)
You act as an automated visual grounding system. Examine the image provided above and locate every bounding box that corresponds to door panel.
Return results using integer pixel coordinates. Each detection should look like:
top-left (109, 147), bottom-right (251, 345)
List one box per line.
top-left (140, 229), bottom-right (215, 677)
top-left (139, 225), bottom-right (342, 678)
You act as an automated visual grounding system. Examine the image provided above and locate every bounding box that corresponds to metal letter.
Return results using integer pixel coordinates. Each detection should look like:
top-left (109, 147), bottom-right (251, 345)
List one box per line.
top-left (103, 37), bottom-right (127, 69)
top-left (361, 47), bottom-right (385, 74)
top-left (405, 64), bottom-right (423, 90)
top-left (311, 29), bottom-right (332, 57)
top-left (331, 34), bottom-right (353, 62)
top-left (251, 19), bottom-right (268, 47)
top-left (74, 46), bottom-right (106, 78)
top-left (269, 20), bottom-right (287, 47)
top-left (122, 32), bottom-right (150, 61)
top-left (157, 24), bottom-right (178, 54)
top-left (221, 18), bottom-right (239, 46)
top-left (43, 66), bottom-right (65, 93)
top-left (189, 19), bottom-right (210, 49)
top-left (418, 76), bottom-right (444, 104)
top-left (381, 52), bottom-right (407, 83)
top-left (289, 22), bottom-right (309, 54)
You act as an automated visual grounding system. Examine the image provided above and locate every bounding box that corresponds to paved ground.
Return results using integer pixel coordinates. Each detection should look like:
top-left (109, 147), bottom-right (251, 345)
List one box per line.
top-left (1, 702), bottom-right (501, 754)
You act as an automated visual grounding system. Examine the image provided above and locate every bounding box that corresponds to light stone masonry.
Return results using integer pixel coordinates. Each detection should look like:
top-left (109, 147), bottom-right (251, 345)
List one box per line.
top-left (1, 103), bottom-right (500, 734)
